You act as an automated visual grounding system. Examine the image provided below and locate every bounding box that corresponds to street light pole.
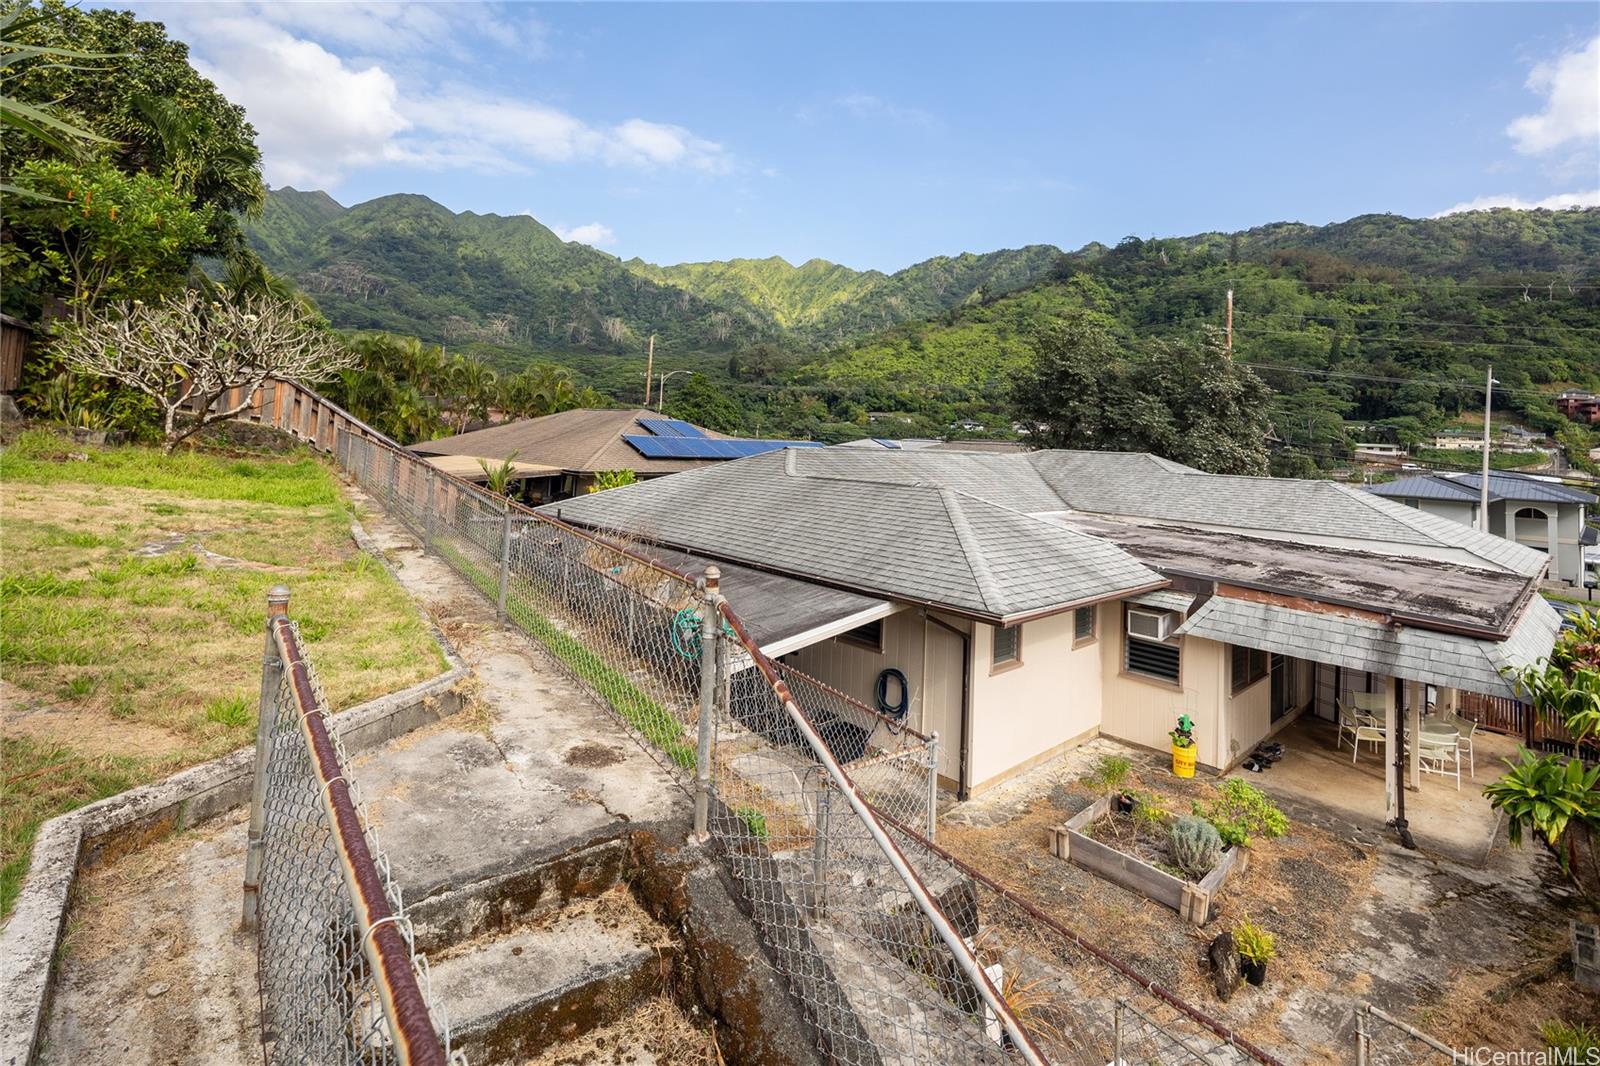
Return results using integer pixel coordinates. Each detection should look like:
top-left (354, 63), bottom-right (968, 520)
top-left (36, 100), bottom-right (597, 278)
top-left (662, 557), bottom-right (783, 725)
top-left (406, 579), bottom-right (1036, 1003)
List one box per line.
top-left (657, 370), bottom-right (691, 413)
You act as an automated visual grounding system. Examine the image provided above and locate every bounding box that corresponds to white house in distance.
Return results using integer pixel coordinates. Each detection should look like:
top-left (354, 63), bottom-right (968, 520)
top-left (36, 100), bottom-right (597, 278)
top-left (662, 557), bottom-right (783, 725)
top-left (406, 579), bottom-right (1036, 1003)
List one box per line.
top-left (547, 449), bottom-right (1559, 805)
top-left (1367, 471), bottom-right (1595, 586)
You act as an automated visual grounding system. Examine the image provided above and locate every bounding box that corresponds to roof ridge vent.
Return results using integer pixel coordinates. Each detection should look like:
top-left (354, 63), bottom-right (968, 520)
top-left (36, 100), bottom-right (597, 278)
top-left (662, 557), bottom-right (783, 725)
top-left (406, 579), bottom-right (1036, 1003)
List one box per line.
top-left (785, 448), bottom-right (797, 477)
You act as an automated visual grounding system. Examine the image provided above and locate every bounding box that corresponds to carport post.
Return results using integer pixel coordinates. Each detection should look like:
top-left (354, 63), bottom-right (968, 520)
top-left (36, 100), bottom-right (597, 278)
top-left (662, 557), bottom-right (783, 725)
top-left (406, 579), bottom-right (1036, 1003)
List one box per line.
top-left (694, 567), bottom-right (723, 840)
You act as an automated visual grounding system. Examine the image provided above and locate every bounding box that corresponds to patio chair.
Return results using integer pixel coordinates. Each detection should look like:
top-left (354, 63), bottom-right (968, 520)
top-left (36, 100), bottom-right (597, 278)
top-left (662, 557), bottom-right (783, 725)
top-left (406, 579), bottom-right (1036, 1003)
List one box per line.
top-left (1351, 691), bottom-right (1388, 717)
top-left (1417, 732), bottom-right (1461, 790)
top-left (1336, 701), bottom-right (1372, 752)
top-left (1344, 706), bottom-right (1387, 764)
top-left (1447, 715), bottom-right (1478, 778)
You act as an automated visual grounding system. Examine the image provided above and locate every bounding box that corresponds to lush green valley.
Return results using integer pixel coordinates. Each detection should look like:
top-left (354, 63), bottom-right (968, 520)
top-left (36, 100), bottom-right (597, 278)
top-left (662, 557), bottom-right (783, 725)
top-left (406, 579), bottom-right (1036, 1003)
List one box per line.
top-left (244, 191), bottom-right (1600, 464)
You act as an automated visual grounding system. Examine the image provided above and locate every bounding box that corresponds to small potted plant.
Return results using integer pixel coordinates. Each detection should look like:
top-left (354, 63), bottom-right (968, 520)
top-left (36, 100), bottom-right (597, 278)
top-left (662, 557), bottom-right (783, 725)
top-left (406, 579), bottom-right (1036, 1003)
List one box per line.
top-left (1234, 917), bottom-right (1275, 986)
top-left (1170, 713), bottom-right (1197, 779)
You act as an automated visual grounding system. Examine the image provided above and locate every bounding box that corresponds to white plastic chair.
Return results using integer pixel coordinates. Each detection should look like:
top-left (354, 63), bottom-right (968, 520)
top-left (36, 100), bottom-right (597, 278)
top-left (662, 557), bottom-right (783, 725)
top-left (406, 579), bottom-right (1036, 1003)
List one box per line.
top-left (1417, 732), bottom-right (1461, 790)
top-left (1448, 716), bottom-right (1477, 778)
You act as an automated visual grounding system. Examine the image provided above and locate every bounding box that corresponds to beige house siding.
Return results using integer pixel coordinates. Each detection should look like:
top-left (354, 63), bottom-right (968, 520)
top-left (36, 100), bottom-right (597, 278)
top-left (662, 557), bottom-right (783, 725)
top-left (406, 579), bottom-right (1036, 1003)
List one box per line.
top-left (966, 611), bottom-right (1103, 792)
top-left (1097, 603), bottom-right (1227, 770)
top-left (783, 605), bottom-right (926, 729)
top-left (1224, 670), bottom-right (1272, 768)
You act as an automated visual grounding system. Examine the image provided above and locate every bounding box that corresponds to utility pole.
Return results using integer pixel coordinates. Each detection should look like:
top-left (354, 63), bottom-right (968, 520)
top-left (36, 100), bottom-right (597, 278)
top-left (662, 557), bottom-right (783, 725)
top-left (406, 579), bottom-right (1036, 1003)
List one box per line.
top-left (1225, 289), bottom-right (1234, 356)
top-left (1478, 365), bottom-right (1494, 531)
top-left (643, 333), bottom-right (656, 407)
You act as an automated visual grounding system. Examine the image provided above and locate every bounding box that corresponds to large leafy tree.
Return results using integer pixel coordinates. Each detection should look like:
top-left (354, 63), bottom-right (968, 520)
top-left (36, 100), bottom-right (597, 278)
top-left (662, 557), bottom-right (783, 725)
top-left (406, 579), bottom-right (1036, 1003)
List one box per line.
top-left (664, 372), bottom-right (745, 434)
top-left (1011, 313), bottom-right (1273, 474)
top-left (2, 159), bottom-right (213, 320)
top-left (1, 0), bottom-right (264, 320)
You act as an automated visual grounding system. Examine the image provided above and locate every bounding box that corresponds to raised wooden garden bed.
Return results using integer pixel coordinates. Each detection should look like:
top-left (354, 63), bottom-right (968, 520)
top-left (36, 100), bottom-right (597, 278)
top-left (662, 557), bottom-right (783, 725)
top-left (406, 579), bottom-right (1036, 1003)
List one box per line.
top-left (1049, 795), bottom-right (1248, 926)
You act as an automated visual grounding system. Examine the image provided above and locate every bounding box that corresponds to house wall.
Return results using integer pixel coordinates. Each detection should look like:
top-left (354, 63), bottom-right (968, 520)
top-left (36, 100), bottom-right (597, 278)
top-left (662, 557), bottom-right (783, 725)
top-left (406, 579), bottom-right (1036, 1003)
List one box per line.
top-left (784, 606), bottom-right (928, 731)
top-left (966, 610), bottom-right (1103, 792)
top-left (1416, 499), bottom-right (1477, 526)
top-left (1097, 603), bottom-right (1228, 770)
top-left (1224, 671), bottom-right (1272, 767)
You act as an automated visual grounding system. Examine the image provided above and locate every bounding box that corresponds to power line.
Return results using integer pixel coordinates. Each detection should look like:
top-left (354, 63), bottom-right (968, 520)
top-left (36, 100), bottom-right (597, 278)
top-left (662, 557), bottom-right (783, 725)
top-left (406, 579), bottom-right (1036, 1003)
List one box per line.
top-left (1230, 277), bottom-right (1596, 293)
top-left (1233, 311), bottom-right (1600, 336)
top-left (1233, 326), bottom-right (1569, 351)
top-left (1241, 361), bottom-right (1565, 401)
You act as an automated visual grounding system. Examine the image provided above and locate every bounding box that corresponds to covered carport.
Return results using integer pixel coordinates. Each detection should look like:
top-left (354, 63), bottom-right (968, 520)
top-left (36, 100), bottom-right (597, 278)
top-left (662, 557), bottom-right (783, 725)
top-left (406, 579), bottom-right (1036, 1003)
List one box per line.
top-left (1174, 590), bottom-right (1563, 842)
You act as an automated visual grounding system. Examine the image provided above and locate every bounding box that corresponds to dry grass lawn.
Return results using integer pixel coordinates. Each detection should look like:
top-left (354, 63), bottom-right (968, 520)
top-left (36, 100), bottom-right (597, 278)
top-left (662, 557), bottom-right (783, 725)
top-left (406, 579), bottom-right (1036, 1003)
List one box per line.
top-left (1, 429), bottom-right (446, 916)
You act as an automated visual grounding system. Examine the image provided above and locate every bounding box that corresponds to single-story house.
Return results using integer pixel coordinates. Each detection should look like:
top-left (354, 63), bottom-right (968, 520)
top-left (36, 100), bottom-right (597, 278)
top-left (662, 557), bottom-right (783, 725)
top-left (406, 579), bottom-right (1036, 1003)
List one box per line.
top-left (544, 448), bottom-right (1561, 812)
top-left (411, 408), bottom-right (819, 502)
top-left (1367, 471), bottom-right (1595, 585)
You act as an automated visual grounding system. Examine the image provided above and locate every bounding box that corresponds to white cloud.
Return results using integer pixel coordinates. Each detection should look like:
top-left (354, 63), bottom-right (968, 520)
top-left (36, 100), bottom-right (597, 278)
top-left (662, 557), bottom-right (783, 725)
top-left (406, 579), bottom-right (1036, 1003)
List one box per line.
top-left (604, 119), bottom-right (730, 173)
top-left (1506, 36), bottom-right (1599, 155)
top-left (184, 17), bottom-right (409, 189)
top-left (142, 3), bottom-right (731, 189)
top-left (549, 222), bottom-right (616, 247)
top-left (1433, 188), bottom-right (1600, 216)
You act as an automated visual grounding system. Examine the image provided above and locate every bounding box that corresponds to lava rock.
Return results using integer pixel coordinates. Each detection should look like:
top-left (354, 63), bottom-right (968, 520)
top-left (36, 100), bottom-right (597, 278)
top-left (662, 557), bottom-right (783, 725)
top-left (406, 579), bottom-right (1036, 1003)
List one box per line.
top-left (1208, 931), bottom-right (1241, 1001)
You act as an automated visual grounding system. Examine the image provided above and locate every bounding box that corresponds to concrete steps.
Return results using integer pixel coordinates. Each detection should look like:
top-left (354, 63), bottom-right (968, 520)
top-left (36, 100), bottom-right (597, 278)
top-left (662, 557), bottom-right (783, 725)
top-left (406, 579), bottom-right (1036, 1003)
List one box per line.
top-left (429, 887), bottom-right (677, 1065)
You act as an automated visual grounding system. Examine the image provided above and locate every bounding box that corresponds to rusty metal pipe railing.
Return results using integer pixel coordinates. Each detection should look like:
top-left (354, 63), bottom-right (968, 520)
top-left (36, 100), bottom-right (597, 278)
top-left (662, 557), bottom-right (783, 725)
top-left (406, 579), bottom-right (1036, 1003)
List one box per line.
top-left (267, 610), bottom-right (448, 1066)
top-left (717, 600), bottom-right (1049, 1066)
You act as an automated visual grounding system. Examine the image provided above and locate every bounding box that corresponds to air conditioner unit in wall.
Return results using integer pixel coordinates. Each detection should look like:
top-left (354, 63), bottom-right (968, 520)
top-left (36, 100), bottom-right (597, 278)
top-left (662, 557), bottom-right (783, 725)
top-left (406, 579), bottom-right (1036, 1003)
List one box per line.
top-left (1126, 608), bottom-right (1175, 642)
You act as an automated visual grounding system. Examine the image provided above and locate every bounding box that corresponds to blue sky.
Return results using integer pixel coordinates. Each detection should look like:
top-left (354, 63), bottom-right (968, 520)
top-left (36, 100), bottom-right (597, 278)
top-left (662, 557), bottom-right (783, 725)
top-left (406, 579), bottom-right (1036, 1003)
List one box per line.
top-left (138, 2), bottom-right (1598, 272)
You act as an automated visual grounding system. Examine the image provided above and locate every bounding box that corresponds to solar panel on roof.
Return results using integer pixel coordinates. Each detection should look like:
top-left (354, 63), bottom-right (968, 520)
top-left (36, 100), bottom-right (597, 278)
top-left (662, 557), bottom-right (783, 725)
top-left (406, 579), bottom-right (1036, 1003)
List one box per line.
top-left (624, 434), bottom-right (822, 460)
top-left (662, 418), bottom-right (707, 438)
top-left (636, 417), bottom-right (683, 437)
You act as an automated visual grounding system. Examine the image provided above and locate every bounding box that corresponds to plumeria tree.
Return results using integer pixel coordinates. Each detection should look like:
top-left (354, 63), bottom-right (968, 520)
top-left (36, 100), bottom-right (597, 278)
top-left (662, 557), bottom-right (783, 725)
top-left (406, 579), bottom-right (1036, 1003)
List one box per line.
top-left (52, 289), bottom-right (356, 451)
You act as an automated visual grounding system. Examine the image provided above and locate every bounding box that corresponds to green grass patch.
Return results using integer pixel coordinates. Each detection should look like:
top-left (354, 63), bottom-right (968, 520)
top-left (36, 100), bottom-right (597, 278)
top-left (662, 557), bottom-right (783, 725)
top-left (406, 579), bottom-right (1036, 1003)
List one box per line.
top-left (1412, 448), bottom-right (1548, 471)
top-left (1, 429), bottom-right (342, 506)
top-left (0, 432), bottom-right (445, 918)
top-left (1, 737), bottom-right (146, 918)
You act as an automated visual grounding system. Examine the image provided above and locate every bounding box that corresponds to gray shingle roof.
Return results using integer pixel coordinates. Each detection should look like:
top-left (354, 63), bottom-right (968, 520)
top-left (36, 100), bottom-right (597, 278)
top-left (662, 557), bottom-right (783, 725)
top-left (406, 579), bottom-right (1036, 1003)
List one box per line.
top-left (1027, 452), bottom-right (1548, 577)
top-left (1173, 594), bottom-right (1562, 699)
top-left (1369, 471), bottom-right (1595, 507)
top-left (546, 450), bottom-right (1163, 620)
top-left (546, 446), bottom-right (1547, 624)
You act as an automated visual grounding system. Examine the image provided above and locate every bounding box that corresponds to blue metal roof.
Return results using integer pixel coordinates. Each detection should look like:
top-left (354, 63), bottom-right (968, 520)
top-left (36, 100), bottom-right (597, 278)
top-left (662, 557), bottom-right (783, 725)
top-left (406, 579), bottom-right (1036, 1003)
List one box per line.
top-left (1369, 471), bottom-right (1594, 506)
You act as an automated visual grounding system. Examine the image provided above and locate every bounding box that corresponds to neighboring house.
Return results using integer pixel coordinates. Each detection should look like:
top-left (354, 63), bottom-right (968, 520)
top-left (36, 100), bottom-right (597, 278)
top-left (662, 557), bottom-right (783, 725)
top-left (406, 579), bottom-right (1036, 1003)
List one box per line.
top-left (546, 448), bottom-right (1558, 806)
top-left (1430, 435), bottom-right (1482, 452)
top-left (1556, 392), bottom-right (1600, 424)
top-left (411, 408), bottom-right (819, 503)
top-left (1354, 442), bottom-right (1406, 461)
top-left (1367, 471), bottom-right (1595, 585)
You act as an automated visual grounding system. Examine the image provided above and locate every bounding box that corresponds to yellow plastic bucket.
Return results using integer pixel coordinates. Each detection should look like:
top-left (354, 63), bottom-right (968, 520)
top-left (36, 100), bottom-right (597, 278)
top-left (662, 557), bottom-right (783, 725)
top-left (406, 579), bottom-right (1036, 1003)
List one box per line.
top-left (1172, 742), bottom-right (1196, 778)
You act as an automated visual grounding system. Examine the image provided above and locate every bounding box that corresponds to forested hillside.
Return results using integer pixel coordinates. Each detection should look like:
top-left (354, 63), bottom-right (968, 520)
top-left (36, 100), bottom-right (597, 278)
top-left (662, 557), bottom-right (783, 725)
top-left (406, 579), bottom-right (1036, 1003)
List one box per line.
top-left (245, 192), bottom-right (1599, 462)
top-left (248, 188), bottom-right (776, 354)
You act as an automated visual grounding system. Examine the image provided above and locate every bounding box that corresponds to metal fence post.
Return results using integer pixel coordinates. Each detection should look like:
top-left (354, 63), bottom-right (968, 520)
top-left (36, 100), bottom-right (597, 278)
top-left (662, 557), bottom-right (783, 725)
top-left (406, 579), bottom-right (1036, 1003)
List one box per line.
top-left (496, 500), bottom-right (513, 621)
top-left (242, 584), bottom-right (290, 931)
top-left (1355, 1003), bottom-right (1369, 1066)
top-left (926, 731), bottom-right (940, 841)
top-left (423, 466), bottom-right (437, 550)
top-left (693, 566), bottom-right (722, 839)
top-left (811, 770), bottom-right (831, 917)
top-left (1113, 997), bottom-right (1125, 1064)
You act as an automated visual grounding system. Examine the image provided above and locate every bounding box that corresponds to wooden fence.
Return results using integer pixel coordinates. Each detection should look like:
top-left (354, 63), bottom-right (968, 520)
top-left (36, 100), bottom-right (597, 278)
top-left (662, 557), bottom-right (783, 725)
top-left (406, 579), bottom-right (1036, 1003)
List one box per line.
top-left (195, 378), bottom-right (395, 455)
top-left (1461, 691), bottom-right (1599, 759)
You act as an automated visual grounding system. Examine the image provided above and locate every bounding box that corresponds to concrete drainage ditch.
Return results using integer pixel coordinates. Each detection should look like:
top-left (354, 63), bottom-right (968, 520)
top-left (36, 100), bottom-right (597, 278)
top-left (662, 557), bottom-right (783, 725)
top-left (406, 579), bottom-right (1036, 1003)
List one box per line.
top-left (405, 821), bottom-right (827, 1066)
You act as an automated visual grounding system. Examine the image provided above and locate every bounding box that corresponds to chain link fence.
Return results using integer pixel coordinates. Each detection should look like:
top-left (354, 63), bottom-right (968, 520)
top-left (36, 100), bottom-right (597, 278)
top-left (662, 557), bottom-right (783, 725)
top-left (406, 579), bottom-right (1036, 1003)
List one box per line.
top-left (244, 592), bottom-right (463, 1065)
top-left (332, 430), bottom-right (1283, 1066)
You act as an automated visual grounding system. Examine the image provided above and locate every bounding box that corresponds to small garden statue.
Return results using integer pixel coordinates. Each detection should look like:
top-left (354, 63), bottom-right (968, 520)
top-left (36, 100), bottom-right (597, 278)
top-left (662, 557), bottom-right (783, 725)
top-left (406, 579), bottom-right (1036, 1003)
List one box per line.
top-left (1170, 713), bottom-right (1197, 778)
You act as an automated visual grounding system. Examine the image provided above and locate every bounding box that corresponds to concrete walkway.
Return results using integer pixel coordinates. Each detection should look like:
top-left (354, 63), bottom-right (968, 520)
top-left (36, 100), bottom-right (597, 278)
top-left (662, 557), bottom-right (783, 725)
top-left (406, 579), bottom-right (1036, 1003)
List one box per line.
top-left (40, 490), bottom-right (690, 1065)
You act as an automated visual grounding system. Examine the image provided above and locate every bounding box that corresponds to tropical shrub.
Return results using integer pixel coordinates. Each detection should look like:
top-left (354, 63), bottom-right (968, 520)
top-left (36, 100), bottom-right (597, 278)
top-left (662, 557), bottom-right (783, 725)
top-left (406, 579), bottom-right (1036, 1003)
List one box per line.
top-left (1168, 815), bottom-right (1223, 880)
top-left (1484, 749), bottom-right (1600, 871)
top-left (589, 470), bottom-right (638, 493)
top-left (1541, 1019), bottom-right (1600, 1053)
top-left (1233, 918), bottom-right (1275, 964)
top-left (1195, 779), bottom-right (1288, 847)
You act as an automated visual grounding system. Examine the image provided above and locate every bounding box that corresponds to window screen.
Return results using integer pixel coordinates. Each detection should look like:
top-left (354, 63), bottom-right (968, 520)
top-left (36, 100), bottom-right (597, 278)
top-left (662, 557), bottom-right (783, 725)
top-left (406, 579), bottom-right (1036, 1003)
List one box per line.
top-left (1074, 606), bottom-right (1096, 642)
top-left (1231, 645), bottom-right (1268, 692)
top-left (1126, 635), bottom-right (1180, 683)
top-left (992, 624), bottom-right (1021, 667)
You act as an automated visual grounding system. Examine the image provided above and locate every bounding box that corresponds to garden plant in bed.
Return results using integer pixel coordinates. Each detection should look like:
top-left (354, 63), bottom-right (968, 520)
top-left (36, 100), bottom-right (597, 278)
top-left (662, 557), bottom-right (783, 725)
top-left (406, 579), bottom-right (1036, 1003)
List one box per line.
top-left (1054, 756), bottom-right (1290, 925)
